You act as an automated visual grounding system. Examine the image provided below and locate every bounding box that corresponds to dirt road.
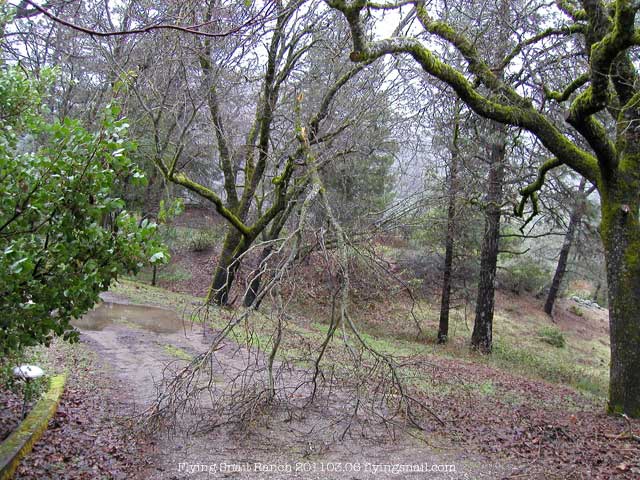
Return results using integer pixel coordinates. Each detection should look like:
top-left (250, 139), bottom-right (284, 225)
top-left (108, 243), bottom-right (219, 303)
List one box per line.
top-left (75, 295), bottom-right (511, 480)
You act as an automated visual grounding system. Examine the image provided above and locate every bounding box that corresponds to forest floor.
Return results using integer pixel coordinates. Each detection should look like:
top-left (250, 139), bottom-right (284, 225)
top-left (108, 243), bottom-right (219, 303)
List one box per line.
top-left (4, 209), bottom-right (640, 479)
top-left (9, 282), bottom-right (639, 479)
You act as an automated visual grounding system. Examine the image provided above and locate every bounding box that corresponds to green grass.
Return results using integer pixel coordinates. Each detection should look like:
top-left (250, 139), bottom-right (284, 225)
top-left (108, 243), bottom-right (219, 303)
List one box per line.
top-left (537, 326), bottom-right (566, 348)
top-left (477, 380), bottom-right (496, 396)
top-left (110, 278), bottom-right (202, 309)
top-left (107, 279), bottom-right (610, 404)
top-left (162, 344), bottom-right (193, 361)
top-left (491, 340), bottom-right (606, 396)
top-left (133, 264), bottom-right (192, 285)
top-left (344, 298), bottom-right (609, 400)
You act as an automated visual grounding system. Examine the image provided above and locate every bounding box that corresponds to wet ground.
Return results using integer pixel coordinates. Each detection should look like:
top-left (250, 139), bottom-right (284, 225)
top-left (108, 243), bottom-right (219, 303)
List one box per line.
top-left (74, 302), bottom-right (187, 334)
top-left (71, 295), bottom-right (513, 479)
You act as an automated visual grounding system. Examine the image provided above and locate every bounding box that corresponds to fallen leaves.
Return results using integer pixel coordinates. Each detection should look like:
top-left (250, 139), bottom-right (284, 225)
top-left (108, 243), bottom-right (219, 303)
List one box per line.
top-left (12, 352), bottom-right (150, 480)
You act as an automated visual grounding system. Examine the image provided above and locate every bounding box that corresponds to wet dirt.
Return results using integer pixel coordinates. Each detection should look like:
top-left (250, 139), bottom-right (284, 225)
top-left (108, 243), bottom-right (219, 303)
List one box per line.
top-left (73, 302), bottom-right (185, 334)
top-left (74, 299), bottom-right (514, 480)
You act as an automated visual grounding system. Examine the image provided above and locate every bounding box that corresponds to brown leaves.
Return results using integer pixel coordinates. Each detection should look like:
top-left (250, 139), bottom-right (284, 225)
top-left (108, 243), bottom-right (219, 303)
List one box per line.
top-left (406, 354), bottom-right (640, 479)
top-left (12, 361), bottom-right (149, 480)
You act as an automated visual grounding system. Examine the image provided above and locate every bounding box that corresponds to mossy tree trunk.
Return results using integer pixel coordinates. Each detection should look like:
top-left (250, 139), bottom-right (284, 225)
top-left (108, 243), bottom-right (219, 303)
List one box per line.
top-left (326, 0), bottom-right (640, 416)
top-left (207, 228), bottom-right (245, 305)
top-left (600, 161), bottom-right (640, 417)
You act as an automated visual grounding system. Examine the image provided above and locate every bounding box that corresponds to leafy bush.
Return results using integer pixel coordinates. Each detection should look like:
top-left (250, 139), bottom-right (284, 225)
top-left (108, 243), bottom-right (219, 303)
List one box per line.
top-left (538, 326), bottom-right (566, 348)
top-left (569, 304), bottom-right (584, 317)
top-left (0, 66), bottom-right (167, 356)
top-left (498, 257), bottom-right (549, 295)
top-left (188, 229), bottom-right (221, 252)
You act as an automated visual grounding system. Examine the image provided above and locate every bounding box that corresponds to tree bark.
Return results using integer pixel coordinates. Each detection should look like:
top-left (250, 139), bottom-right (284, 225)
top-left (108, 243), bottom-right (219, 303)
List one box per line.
top-left (471, 123), bottom-right (507, 353)
top-left (544, 178), bottom-right (587, 316)
top-left (438, 109), bottom-right (461, 344)
top-left (600, 179), bottom-right (640, 418)
top-left (243, 200), bottom-right (301, 307)
top-left (592, 281), bottom-right (601, 303)
top-left (207, 227), bottom-right (247, 305)
top-left (243, 244), bottom-right (274, 308)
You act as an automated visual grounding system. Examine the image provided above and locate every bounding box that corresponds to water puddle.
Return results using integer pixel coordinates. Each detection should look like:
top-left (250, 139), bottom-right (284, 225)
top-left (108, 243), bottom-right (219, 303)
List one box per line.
top-left (73, 302), bottom-right (185, 334)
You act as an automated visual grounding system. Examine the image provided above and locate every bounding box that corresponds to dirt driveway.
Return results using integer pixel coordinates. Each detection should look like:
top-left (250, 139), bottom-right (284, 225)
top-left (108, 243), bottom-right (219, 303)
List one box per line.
top-left (74, 295), bottom-right (512, 480)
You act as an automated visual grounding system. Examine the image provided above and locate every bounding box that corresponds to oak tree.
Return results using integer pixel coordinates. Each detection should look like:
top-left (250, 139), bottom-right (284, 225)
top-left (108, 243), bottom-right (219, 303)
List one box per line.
top-left (329, 0), bottom-right (640, 417)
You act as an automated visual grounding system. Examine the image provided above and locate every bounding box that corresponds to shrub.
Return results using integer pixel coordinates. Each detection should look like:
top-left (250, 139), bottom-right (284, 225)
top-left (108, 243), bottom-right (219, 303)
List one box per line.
top-left (569, 304), bottom-right (584, 317)
top-left (188, 229), bottom-right (221, 252)
top-left (538, 326), bottom-right (566, 348)
top-left (0, 66), bottom-right (167, 356)
top-left (498, 257), bottom-right (549, 295)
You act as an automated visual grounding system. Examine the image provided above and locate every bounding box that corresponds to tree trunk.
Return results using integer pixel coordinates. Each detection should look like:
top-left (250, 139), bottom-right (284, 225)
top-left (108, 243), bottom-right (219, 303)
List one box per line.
top-left (243, 244), bottom-right (274, 308)
top-left (242, 205), bottom-right (295, 308)
top-left (151, 265), bottom-right (157, 287)
top-left (438, 110), bottom-right (461, 344)
top-left (544, 178), bottom-right (587, 316)
top-left (471, 124), bottom-right (507, 353)
top-left (600, 182), bottom-right (640, 417)
top-left (438, 200), bottom-right (456, 344)
top-left (207, 228), bottom-right (246, 305)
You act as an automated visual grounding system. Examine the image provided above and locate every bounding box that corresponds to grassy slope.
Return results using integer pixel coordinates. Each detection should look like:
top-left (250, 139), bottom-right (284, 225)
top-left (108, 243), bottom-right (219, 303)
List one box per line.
top-left (111, 274), bottom-right (608, 410)
top-left (121, 216), bottom-right (610, 405)
top-left (114, 216), bottom-right (609, 404)
top-left (113, 253), bottom-right (640, 478)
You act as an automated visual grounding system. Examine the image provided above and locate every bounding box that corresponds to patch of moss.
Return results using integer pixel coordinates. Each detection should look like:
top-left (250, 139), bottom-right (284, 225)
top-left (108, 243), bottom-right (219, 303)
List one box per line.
top-left (0, 374), bottom-right (66, 480)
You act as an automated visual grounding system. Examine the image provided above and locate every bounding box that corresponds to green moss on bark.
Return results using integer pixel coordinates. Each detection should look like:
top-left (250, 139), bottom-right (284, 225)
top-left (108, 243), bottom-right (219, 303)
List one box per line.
top-left (0, 374), bottom-right (66, 480)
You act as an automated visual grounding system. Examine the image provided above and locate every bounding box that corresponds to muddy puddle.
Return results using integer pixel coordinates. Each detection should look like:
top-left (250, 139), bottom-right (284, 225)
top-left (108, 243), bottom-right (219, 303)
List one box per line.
top-left (73, 302), bottom-right (185, 334)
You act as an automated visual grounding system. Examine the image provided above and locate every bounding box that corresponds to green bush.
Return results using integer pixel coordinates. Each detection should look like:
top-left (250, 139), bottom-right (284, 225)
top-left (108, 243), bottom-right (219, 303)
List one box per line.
top-left (498, 257), bottom-right (549, 295)
top-left (538, 326), bottom-right (566, 348)
top-left (0, 66), bottom-right (167, 356)
top-left (188, 229), bottom-right (221, 252)
top-left (569, 304), bottom-right (584, 317)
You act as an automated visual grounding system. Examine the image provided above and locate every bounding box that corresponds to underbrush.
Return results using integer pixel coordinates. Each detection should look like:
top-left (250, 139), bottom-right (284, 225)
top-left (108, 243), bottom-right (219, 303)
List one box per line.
top-left (537, 326), bottom-right (566, 348)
